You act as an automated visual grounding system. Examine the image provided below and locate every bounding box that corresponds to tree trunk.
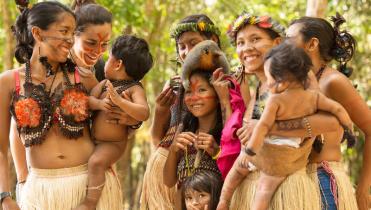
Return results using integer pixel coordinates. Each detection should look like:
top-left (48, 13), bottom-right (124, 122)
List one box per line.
top-left (306, 0), bottom-right (328, 18)
top-left (1, 0), bottom-right (15, 70)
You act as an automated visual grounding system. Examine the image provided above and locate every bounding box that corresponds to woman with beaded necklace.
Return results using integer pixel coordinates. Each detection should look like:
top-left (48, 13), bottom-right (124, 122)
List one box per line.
top-left (8, 1), bottom-right (139, 206)
top-left (0, 1), bottom-right (122, 209)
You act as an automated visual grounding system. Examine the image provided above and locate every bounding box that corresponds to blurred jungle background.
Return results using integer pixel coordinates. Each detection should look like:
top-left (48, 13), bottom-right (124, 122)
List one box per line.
top-left (0, 0), bottom-right (369, 209)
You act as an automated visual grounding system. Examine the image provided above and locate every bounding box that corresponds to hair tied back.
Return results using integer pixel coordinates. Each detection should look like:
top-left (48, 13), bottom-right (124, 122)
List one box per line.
top-left (330, 12), bottom-right (356, 77)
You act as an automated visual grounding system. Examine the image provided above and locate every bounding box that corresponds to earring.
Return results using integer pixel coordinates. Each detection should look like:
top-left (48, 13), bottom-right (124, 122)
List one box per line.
top-left (38, 46), bottom-right (54, 77)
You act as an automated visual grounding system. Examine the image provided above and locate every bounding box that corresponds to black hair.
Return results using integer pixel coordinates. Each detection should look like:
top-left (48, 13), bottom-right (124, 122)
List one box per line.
top-left (181, 170), bottom-right (223, 210)
top-left (111, 35), bottom-right (153, 81)
top-left (265, 42), bottom-right (313, 88)
top-left (176, 70), bottom-right (223, 144)
top-left (175, 14), bottom-right (221, 51)
top-left (72, 0), bottom-right (112, 34)
top-left (289, 13), bottom-right (356, 77)
top-left (13, 1), bottom-right (75, 64)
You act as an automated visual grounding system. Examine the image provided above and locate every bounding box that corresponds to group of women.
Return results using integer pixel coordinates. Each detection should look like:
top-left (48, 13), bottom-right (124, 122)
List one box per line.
top-left (0, 0), bottom-right (369, 210)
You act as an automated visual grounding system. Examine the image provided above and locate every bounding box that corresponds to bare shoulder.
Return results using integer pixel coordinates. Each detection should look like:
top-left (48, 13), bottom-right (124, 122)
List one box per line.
top-left (320, 68), bottom-right (353, 94)
top-left (0, 68), bottom-right (22, 89)
top-left (126, 83), bottom-right (145, 95)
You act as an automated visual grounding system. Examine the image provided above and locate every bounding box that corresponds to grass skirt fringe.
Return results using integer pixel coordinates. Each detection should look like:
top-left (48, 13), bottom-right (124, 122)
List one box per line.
top-left (19, 164), bottom-right (123, 210)
top-left (140, 147), bottom-right (176, 210)
top-left (229, 170), bottom-right (260, 210)
top-left (270, 167), bottom-right (321, 210)
top-left (230, 168), bottom-right (321, 210)
top-left (307, 161), bottom-right (358, 210)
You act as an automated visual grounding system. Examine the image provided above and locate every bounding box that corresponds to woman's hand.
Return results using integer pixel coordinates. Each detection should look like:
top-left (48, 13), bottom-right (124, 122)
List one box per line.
top-left (170, 132), bottom-right (196, 153)
top-left (196, 132), bottom-right (219, 156)
top-left (2, 198), bottom-right (21, 210)
top-left (106, 106), bottom-right (140, 126)
top-left (236, 119), bottom-right (258, 145)
top-left (155, 86), bottom-right (176, 113)
top-left (211, 68), bottom-right (230, 104)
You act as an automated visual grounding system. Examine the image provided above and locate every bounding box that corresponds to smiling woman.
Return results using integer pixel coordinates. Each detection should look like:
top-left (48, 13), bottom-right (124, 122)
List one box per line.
top-left (71, 1), bottom-right (112, 77)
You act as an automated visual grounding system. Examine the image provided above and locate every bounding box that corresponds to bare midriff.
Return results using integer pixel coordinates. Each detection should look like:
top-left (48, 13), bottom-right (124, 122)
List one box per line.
top-left (26, 126), bottom-right (94, 169)
top-left (309, 128), bottom-right (343, 164)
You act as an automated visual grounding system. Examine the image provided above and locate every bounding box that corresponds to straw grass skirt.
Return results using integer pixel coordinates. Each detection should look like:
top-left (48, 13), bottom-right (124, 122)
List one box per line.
top-left (229, 168), bottom-right (321, 210)
top-left (307, 161), bottom-right (358, 210)
top-left (229, 170), bottom-right (260, 210)
top-left (140, 147), bottom-right (177, 210)
top-left (19, 164), bottom-right (123, 210)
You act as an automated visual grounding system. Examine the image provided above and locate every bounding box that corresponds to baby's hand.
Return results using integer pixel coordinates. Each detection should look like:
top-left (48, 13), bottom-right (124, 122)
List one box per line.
top-left (239, 148), bottom-right (253, 169)
top-left (106, 80), bottom-right (123, 106)
top-left (99, 96), bottom-right (113, 112)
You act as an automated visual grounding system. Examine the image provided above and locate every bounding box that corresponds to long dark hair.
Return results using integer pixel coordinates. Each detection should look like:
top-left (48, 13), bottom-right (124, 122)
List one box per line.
top-left (181, 170), bottom-right (223, 210)
top-left (71, 0), bottom-right (112, 34)
top-left (13, 1), bottom-right (75, 64)
top-left (290, 13), bottom-right (356, 77)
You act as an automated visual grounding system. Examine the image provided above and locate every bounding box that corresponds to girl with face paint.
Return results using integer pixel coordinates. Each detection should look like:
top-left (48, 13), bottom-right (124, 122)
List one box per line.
top-left (140, 15), bottom-right (223, 210)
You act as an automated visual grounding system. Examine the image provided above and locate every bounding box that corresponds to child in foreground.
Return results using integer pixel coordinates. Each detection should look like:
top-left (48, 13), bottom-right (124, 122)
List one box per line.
top-left (182, 170), bottom-right (223, 210)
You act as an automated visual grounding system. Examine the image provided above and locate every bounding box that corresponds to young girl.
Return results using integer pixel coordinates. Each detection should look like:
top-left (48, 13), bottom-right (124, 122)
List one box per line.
top-left (164, 68), bottom-right (223, 186)
top-left (182, 170), bottom-right (223, 210)
top-left (140, 14), bottom-right (223, 210)
top-left (74, 34), bottom-right (152, 210)
top-left (239, 42), bottom-right (354, 210)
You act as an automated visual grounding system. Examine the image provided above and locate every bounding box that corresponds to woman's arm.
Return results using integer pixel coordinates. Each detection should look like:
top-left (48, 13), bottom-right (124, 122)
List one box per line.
top-left (9, 119), bottom-right (28, 183)
top-left (324, 73), bottom-right (371, 210)
top-left (212, 69), bottom-right (232, 124)
top-left (270, 111), bottom-right (341, 137)
top-left (0, 71), bottom-right (20, 209)
top-left (151, 85), bottom-right (176, 146)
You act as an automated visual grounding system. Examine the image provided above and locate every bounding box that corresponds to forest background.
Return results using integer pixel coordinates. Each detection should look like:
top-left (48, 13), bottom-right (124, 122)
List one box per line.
top-left (0, 0), bottom-right (369, 209)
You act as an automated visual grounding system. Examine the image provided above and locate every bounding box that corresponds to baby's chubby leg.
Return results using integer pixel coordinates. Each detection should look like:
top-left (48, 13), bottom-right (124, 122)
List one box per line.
top-left (217, 153), bottom-right (251, 210)
top-left (73, 141), bottom-right (126, 210)
top-left (252, 172), bottom-right (285, 210)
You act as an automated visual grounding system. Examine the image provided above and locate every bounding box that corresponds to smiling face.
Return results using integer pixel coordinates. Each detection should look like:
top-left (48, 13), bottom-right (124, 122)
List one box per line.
top-left (37, 12), bottom-right (76, 63)
top-left (184, 74), bottom-right (218, 119)
top-left (184, 188), bottom-right (211, 210)
top-left (177, 31), bottom-right (207, 62)
top-left (73, 23), bottom-right (112, 67)
top-left (236, 25), bottom-right (279, 74)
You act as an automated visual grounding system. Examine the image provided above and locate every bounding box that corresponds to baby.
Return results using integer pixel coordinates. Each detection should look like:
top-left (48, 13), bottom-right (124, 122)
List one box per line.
top-left (240, 42), bottom-right (353, 210)
top-left (75, 34), bottom-right (152, 210)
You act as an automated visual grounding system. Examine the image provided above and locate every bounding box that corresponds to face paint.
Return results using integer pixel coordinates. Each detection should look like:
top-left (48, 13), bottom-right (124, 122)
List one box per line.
top-left (184, 78), bottom-right (216, 104)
